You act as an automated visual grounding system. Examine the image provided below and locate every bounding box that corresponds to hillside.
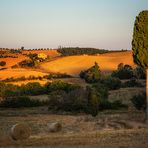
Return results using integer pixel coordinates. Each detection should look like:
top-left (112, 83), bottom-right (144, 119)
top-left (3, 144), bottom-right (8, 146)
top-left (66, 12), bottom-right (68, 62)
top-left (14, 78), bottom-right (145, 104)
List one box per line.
top-left (40, 51), bottom-right (135, 75)
top-left (0, 49), bottom-right (60, 80)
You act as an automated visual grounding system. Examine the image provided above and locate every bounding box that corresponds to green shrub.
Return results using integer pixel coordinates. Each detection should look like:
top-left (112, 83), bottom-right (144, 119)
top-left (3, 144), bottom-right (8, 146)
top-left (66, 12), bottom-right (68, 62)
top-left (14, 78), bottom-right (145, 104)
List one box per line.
top-left (122, 78), bottom-right (143, 88)
top-left (20, 82), bottom-right (45, 95)
top-left (131, 93), bottom-right (146, 110)
top-left (111, 63), bottom-right (133, 79)
top-left (87, 87), bottom-right (99, 116)
top-left (48, 88), bottom-right (88, 112)
top-left (45, 80), bottom-right (80, 93)
top-left (80, 62), bottom-right (101, 83)
top-left (99, 76), bottom-right (121, 90)
top-left (92, 83), bottom-right (108, 99)
top-left (0, 96), bottom-right (45, 108)
top-left (134, 67), bottom-right (146, 79)
top-left (0, 83), bottom-right (20, 97)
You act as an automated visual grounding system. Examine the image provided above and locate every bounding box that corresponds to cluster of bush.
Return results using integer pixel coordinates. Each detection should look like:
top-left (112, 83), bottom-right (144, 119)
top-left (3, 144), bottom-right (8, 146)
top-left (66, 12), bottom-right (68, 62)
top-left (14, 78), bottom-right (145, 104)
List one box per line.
top-left (131, 92), bottom-right (146, 111)
top-left (0, 96), bottom-right (47, 108)
top-left (48, 84), bottom-right (127, 116)
top-left (0, 55), bottom-right (18, 58)
top-left (13, 53), bottom-right (50, 68)
top-left (80, 63), bottom-right (145, 90)
top-left (111, 63), bottom-right (146, 79)
top-left (2, 73), bottom-right (72, 82)
top-left (57, 47), bottom-right (109, 56)
top-left (80, 62), bottom-right (122, 90)
top-left (0, 81), bottom-right (79, 97)
top-left (0, 80), bottom-right (127, 116)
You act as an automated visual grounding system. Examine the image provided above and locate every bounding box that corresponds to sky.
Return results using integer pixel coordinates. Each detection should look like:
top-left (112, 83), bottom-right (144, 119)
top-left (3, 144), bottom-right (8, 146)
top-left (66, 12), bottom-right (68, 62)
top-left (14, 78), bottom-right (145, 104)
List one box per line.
top-left (0, 0), bottom-right (148, 50)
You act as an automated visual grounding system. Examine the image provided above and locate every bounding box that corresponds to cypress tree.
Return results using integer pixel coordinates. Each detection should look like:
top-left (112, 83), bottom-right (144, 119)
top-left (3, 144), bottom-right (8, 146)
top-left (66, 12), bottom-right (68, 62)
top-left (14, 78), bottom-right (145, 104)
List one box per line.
top-left (132, 10), bottom-right (148, 122)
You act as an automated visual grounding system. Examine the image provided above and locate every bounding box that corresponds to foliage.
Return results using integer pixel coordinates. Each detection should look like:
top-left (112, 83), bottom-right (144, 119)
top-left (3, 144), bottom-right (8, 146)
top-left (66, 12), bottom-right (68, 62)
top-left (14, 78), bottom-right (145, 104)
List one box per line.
top-left (80, 62), bottom-right (101, 83)
top-left (20, 82), bottom-right (45, 95)
top-left (0, 96), bottom-right (45, 108)
top-left (131, 93), bottom-right (146, 110)
top-left (57, 47), bottom-right (109, 56)
top-left (48, 88), bottom-right (88, 112)
top-left (132, 10), bottom-right (148, 68)
top-left (86, 87), bottom-right (100, 116)
top-left (134, 67), bottom-right (146, 79)
top-left (99, 76), bottom-right (121, 90)
top-left (111, 63), bottom-right (134, 79)
top-left (0, 61), bottom-right (6, 66)
top-left (92, 83), bottom-right (108, 99)
top-left (122, 78), bottom-right (143, 88)
top-left (18, 60), bottom-right (35, 68)
top-left (45, 80), bottom-right (80, 93)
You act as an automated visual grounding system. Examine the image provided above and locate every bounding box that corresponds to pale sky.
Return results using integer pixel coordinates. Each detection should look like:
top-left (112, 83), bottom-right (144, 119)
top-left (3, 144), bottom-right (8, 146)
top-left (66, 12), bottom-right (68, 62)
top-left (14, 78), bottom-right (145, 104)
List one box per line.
top-left (0, 0), bottom-right (148, 50)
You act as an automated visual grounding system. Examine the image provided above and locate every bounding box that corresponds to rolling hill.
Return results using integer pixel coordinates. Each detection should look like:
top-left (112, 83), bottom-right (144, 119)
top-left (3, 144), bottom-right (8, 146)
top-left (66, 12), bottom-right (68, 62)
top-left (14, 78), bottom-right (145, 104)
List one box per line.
top-left (40, 51), bottom-right (135, 75)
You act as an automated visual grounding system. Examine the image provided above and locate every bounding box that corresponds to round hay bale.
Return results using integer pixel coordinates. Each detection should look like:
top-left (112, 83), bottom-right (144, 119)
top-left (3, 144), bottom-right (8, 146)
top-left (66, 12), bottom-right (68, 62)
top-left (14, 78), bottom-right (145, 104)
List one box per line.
top-left (48, 122), bottom-right (62, 132)
top-left (10, 123), bottom-right (31, 140)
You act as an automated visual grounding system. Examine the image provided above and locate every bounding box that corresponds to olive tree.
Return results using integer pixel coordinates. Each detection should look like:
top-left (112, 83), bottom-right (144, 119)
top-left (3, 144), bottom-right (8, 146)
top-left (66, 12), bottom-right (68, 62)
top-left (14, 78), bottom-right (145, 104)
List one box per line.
top-left (132, 10), bottom-right (148, 122)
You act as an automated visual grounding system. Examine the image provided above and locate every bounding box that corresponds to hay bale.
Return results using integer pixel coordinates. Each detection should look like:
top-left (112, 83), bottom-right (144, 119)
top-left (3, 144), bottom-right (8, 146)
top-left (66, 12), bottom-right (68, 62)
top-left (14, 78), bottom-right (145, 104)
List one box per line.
top-left (10, 123), bottom-right (31, 140)
top-left (48, 122), bottom-right (62, 132)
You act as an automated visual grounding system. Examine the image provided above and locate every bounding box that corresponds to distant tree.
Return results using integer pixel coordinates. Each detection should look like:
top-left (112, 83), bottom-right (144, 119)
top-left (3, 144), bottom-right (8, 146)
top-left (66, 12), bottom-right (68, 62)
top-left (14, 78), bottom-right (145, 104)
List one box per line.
top-left (21, 46), bottom-right (24, 50)
top-left (0, 61), bottom-right (6, 66)
top-left (132, 10), bottom-right (148, 122)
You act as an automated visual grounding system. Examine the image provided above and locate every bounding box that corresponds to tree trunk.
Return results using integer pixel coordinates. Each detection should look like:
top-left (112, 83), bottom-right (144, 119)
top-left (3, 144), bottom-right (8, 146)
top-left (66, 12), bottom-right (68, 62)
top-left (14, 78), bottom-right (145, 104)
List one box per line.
top-left (146, 68), bottom-right (148, 122)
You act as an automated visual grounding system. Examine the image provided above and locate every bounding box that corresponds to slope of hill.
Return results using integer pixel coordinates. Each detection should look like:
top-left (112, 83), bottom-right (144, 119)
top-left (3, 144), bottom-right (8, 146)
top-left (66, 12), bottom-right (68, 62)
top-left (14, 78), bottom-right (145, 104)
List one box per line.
top-left (40, 51), bottom-right (135, 75)
top-left (0, 68), bottom-right (47, 80)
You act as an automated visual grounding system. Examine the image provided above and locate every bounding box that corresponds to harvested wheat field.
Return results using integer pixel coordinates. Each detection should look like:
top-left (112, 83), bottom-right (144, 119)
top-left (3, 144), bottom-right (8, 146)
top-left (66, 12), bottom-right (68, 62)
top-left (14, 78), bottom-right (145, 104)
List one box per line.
top-left (0, 107), bottom-right (148, 148)
top-left (0, 68), bottom-right (47, 80)
top-left (0, 55), bottom-right (28, 68)
top-left (40, 51), bottom-right (135, 75)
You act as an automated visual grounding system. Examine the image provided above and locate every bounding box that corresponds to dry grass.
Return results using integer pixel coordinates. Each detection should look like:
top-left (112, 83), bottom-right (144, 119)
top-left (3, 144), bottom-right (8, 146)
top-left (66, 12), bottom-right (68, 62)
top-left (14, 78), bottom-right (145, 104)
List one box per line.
top-left (0, 54), bottom-right (28, 68)
top-left (0, 68), bottom-right (47, 80)
top-left (0, 107), bottom-right (148, 147)
top-left (40, 51), bottom-right (135, 75)
top-left (109, 87), bottom-right (145, 104)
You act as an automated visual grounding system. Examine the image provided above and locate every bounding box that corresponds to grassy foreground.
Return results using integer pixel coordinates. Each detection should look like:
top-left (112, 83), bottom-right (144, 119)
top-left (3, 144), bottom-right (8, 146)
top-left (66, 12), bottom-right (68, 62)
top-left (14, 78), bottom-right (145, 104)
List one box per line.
top-left (0, 107), bottom-right (148, 148)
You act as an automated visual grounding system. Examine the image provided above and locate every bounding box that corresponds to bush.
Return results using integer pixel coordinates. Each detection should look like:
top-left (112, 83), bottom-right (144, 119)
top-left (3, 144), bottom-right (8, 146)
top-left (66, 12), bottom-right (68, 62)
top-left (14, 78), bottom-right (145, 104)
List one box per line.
top-left (80, 62), bottom-right (101, 83)
top-left (134, 67), bottom-right (146, 79)
top-left (18, 60), bottom-right (35, 67)
top-left (99, 76), bottom-right (121, 90)
top-left (48, 88), bottom-right (88, 112)
top-left (131, 93), bottom-right (146, 110)
top-left (111, 63), bottom-right (133, 79)
top-left (0, 61), bottom-right (6, 66)
top-left (0, 83), bottom-right (20, 97)
top-left (92, 83), bottom-right (108, 99)
top-left (122, 78), bottom-right (143, 88)
top-left (45, 80), bottom-right (80, 93)
top-left (20, 82), bottom-right (45, 95)
top-left (86, 87), bottom-right (99, 116)
top-left (0, 96), bottom-right (45, 108)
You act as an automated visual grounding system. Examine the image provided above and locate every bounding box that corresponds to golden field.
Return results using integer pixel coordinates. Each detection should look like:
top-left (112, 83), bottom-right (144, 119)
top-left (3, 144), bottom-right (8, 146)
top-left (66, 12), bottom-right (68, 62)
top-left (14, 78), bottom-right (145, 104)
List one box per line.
top-left (40, 51), bottom-right (135, 75)
top-left (0, 50), bottom-right (135, 80)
